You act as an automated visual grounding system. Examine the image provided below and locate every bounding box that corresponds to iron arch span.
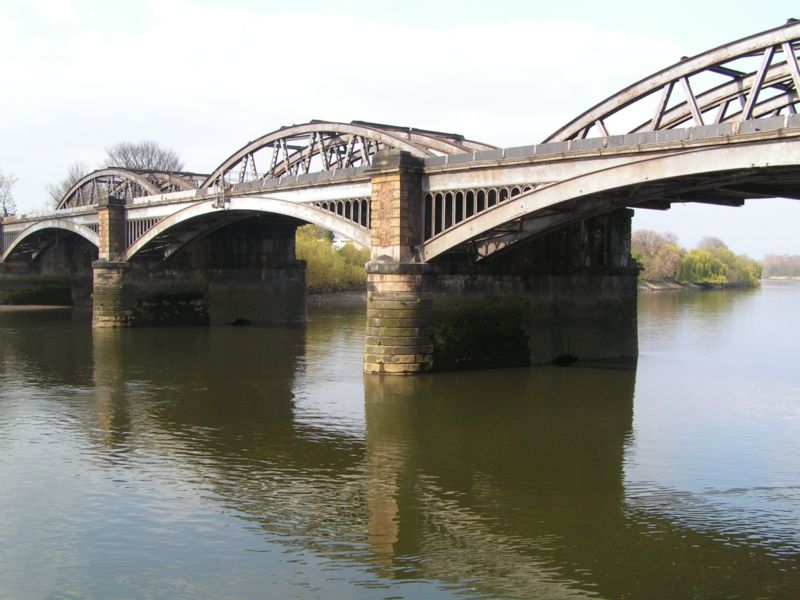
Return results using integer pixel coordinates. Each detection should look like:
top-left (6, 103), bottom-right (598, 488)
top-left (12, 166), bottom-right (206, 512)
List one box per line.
top-left (1, 219), bottom-right (99, 263)
top-left (420, 138), bottom-right (800, 261)
top-left (201, 120), bottom-right (495, 188)
top-left (56, 168), bottom-right (206, 211)
top-left (546, 20), bottom-right (800, 141)
top-left (123, 196), bottom-right (370, 261)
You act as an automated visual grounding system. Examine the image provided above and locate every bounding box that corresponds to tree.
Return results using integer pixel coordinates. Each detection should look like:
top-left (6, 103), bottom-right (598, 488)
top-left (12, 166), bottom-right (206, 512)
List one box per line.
top-left (763, 254), bottom-right (800, 277)
top-left (46, 161), bottom-right (88, 209)
top-left (631, 230), bottom-right (681, 280)
top-left (295, 224), bottom-right (369, 292)
top-left (677, 249), bottom-right (728, 285)
top-left (697, 236), bottom-right (728, 250)
top-left (104, 140), bottom-right (183, 171)
top-left (0, 170), bottom-right (19, 217)
top-left (644, 243), bottom-right (682, 281)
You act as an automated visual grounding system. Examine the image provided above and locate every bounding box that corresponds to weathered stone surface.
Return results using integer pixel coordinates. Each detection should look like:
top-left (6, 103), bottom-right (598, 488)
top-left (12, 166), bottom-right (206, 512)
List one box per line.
top-left (364, 362), bottom-right (430, 374)
top-left (364, 264), bottom-right (434, 374)
top-left (366, 308), bottom-right (432, 320)
top-left (366, 318), bottom-right (430, 329)
top-left (365, 152), bottom-right (425, 264)
top-left (367, 298), bottom-right (433, 310)
top-left (366, 329), bottom-right (431, 346)
top-left (97, 196), bottom-right (126, 262)
top-left (92, 261), bottom-right (134, 327)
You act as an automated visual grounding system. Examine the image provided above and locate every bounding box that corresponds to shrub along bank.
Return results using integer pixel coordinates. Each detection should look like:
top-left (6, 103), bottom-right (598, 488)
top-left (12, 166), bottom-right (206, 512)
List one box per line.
top-left (295, 225), bottom-right (370, 293)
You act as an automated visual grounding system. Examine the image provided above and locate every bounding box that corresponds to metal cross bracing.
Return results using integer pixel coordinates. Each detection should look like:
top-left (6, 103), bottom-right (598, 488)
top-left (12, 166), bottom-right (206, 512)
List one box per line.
top-left (57, 169), bottom-right (207, 211)
top-left (547, 20), bottom-right (800, 142)
top-left (201, 120), bottom-right (496, 189)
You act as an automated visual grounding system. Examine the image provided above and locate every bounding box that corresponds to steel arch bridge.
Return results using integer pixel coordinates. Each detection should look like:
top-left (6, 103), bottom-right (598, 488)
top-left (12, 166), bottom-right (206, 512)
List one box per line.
top-left (2, 20), bottom-right (799, 265)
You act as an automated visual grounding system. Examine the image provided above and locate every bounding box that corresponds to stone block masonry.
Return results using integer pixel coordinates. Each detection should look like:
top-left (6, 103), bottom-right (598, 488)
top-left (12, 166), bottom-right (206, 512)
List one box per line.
top-left (366, 151), bottom-right (424, 263)
top-left (92, 261), bottom-right (134, 327)
top-left (364, 263), bottom-right (434, 374)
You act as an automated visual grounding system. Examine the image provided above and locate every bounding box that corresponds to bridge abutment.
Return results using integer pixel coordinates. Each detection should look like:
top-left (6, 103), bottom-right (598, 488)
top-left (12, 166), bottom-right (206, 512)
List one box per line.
top-left (364, 151), bottom-right (435, 374)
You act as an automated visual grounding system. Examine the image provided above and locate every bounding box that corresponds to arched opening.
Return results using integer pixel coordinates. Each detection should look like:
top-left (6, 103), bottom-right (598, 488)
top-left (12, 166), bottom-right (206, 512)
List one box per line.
top-left (1, 228), bottom-right (98, 305)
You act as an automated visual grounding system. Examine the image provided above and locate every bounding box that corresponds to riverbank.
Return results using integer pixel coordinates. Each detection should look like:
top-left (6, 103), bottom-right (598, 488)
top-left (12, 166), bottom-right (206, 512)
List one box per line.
top-left (638, 280), bottom-right (693, 292)
top-left (638, 279), bottom-right (762, 292)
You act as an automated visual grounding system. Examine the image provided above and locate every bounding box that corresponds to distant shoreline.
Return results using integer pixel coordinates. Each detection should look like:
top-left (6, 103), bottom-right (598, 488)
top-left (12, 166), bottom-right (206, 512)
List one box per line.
top-left (639, 277), bottom-right (799, 291)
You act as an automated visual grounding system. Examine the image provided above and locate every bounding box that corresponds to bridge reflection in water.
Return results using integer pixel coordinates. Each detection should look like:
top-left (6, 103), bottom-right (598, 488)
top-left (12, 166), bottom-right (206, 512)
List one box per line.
top-left (22, 306), bottom-right (783, 598)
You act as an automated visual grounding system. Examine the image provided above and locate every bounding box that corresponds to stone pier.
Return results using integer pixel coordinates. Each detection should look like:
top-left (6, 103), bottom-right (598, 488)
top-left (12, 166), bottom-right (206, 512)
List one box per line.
top-left (365, 263), bottom-right (433, 374)
top-left (363, 149), bottom-right (637, 374)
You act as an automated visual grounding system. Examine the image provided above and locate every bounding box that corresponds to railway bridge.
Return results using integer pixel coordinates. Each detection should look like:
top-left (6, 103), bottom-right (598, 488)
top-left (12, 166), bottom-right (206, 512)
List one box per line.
top-left (2, 21), bottom-right (800, 373)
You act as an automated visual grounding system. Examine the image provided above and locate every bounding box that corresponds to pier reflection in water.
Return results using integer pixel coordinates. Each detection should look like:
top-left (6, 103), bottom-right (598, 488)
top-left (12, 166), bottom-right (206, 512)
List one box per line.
top-left (0, 285), bottom-right (799, 598)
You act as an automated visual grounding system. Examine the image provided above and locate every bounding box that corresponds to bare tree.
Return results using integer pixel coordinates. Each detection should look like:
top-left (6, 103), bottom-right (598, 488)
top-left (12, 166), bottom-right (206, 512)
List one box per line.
top-left (104, 140), bottom-right (184, 171)
top-left (0, 170), bottom-right (19, 217)
top-left (631, 229), bottom-right (679, 259)
top-left (697, 236), bottom-right (728, 250)
top-left (46, 161), bottom-right (88, 209)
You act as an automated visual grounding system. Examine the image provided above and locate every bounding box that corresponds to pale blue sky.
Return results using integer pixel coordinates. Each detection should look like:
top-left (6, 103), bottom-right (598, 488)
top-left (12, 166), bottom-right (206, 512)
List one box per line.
top-left (1, 0), bottom-right (798, 257)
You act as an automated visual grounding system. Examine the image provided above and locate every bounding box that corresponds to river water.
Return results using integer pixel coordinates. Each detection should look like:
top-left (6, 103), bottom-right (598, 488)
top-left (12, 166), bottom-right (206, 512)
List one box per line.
top-left (0, 282), bottom-right (798, 599)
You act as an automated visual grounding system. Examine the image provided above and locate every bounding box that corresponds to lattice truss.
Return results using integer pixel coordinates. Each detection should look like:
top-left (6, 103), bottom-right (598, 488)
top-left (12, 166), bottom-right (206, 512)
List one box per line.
top-left (203, 120), bottom-right (496, 188)
top-left (547, 21), bottom-right (800, 141)
top-left (57, 169), bottom-right (207, 210)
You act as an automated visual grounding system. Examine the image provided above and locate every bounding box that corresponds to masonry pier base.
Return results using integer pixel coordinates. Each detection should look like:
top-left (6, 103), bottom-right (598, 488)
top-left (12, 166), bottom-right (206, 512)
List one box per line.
top-left (91, 217), bottom-right (306, 328)
top-left (364, 209), bottom-right (638, 375)
top-left (91, 261), bottom-right (306, 328)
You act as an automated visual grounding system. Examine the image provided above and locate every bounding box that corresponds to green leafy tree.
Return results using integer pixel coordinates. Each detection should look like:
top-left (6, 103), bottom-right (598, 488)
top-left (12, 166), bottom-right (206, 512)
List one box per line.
top-left (677, 249), bottom-right (728, 285)
top-left (705, 246), bottom-right (761, 286)
top-left (295, 224), bottom-right (368, 292)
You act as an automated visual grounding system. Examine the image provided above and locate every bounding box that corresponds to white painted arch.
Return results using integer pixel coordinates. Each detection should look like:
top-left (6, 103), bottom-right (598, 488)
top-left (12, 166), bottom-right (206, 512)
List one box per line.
top-left (420, 137), bottom-right (800, 261)
top-left (123, 195), bottom-right (370, 260)
top-left (1, 219), bottom-right (99, 262)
